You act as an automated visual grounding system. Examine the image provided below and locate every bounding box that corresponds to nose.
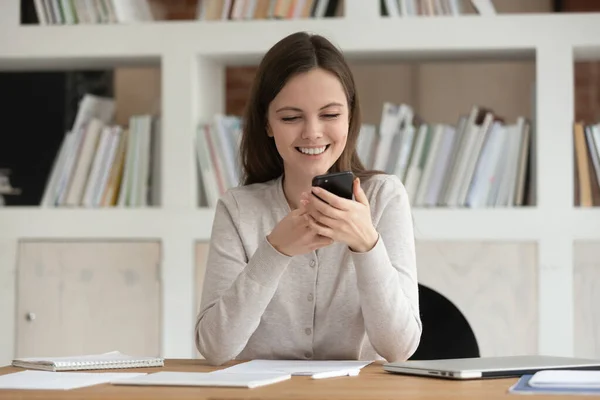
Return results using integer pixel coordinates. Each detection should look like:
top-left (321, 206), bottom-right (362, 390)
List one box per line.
top-left (301, 116), bottom-right (323, 140)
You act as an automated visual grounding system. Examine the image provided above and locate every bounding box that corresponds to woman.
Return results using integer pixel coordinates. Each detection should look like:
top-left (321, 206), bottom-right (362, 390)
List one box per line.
top-left (195, 31), bottom-right (421, 366)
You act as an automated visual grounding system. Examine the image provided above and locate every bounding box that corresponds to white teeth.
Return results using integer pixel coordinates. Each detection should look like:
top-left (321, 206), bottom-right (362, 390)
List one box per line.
top-left (298, 146), bottom-right (327, 155)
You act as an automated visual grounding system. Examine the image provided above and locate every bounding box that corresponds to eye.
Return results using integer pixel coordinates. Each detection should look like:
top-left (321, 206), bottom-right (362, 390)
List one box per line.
top-left (322, 113), bottom-right (340, 119)
top-left (281, 116), bottom-right (300, 122)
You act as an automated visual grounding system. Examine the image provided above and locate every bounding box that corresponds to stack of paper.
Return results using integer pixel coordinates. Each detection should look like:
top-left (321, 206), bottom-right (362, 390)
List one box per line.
top-left (0, 370), bottom-right (146, 390)
top-left (509, 370), bottom-right (600, 395)
top-left (212, 360), bottom-right (372, 379)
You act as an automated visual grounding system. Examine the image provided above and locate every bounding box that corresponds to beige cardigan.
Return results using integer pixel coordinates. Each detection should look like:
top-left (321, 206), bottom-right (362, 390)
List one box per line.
top-left (195, 173), bottom-right (422, 366)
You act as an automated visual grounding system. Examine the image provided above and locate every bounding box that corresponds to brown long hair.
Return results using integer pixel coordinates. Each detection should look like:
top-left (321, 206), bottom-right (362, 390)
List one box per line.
top-left (239, 31), bottom-right (383, 186)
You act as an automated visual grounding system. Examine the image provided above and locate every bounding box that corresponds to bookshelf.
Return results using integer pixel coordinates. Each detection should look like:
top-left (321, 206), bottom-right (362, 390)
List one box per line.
top-left (1, 0), bottom-right (599, 365)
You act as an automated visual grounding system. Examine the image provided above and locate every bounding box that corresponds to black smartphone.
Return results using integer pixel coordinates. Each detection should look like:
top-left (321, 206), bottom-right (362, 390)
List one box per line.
top-left (311, 171), bottom-right (354, 200)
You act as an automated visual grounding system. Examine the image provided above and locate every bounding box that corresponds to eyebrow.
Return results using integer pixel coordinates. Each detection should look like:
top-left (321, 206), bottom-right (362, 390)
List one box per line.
top-left (275, 102), bottom-right (344, 113)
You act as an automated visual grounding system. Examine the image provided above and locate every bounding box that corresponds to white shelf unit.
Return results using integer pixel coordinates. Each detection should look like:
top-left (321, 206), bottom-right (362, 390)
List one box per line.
top-left (1, 0), bottom-right (600, 365)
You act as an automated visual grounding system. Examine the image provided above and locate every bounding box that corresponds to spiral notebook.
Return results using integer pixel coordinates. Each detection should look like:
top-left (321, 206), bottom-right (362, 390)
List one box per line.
top-left (12, 351), bottom-right (164, 372)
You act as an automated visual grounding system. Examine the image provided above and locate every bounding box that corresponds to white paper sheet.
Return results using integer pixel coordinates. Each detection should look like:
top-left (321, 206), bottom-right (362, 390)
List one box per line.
top-left (0, 370), bottom-right (146, 390)
top-left (112, 371), bottom-right (291, 388)
top-left (212, 359), bottom-right (371, 378)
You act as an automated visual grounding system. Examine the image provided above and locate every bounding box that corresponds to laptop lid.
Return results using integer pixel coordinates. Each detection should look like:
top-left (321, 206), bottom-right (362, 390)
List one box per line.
top-left (383, 355), bottom-right (600, 380)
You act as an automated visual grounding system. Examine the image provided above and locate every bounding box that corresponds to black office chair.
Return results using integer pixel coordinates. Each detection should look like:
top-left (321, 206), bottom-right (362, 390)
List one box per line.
top-left (409, 284), bottom-right (480, 360)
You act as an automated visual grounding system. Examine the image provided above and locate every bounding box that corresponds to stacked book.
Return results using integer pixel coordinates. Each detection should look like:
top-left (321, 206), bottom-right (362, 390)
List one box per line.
top-left (197, 0), bottom-right (341, 20)
top-left (196, 115), bottom-right (242, 208)
top-left (41, 94), bottom-right (160, 208)
top-left (358, 102), bottom-right (532, 208)
top-left (31, 0), bottom-right (154, 25)
top-left (574, 121), bottom-right (600, 207)
top-left (31, 0), bottom-right (342, 24)
top-left (381, 0), bottom-right (495, 16)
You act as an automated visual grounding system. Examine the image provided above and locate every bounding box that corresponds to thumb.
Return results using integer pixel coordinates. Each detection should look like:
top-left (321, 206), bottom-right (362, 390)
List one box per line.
top-left (353, 177), bottom-right (368, 205)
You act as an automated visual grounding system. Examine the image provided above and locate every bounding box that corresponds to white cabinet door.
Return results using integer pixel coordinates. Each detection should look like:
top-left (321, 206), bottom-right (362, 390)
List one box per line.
top-left (16, 241), bottom-right (161, 358)
top-left (415, 241), bottom-right (538, 357)
top-left (574, 241), bottom-right (600, 359)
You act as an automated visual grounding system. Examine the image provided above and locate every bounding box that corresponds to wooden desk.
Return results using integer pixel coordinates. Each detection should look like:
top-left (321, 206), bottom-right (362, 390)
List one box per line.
top-left (0, 359), bottom-right (586, 399)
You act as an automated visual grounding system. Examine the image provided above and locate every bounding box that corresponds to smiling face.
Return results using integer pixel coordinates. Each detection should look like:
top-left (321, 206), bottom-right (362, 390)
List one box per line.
top-left (266, 67), bottom-right (349, 181)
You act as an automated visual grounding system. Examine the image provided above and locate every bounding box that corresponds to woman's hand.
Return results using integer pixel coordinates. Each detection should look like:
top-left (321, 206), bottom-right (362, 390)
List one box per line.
top-left (301, 177), bottom-right (379, 253)
top-left (267, 205), bottom-right (334, 257)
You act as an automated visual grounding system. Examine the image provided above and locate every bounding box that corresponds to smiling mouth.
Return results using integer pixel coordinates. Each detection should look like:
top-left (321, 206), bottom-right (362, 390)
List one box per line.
top-left (296, 144), bottom-right (330, 155)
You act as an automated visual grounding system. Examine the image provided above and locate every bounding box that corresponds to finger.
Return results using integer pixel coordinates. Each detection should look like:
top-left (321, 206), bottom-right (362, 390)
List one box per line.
top-left (292, 209), bottom-right (307, 218)
top-left (309, 187), bottom-right (352, 212)
top-left (308, 208), bottom-right (338, 229)
top-left (306, 214), bottom-right (334, 238)
top-left (304, 213), bottom-right (320, 229)
top-left (307, 196), bottom-right (342, 220)
top-left (310, 187), bottom-right (351, 210)
top-left (353, 177), bottom-right (369, 206)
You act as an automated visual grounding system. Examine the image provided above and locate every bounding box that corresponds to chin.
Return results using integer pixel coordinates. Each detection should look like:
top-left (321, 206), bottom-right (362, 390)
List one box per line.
top-left (311, 162), bottom-right (335, 174)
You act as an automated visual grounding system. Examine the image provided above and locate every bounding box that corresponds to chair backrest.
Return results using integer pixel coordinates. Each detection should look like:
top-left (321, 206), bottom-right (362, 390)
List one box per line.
top-left (409, 284), bottom-right (480, 360)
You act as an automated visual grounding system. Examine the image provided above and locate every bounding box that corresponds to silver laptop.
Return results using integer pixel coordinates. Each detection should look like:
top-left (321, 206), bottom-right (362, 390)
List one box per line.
top-left (383, 355), bottom-right (600, 380)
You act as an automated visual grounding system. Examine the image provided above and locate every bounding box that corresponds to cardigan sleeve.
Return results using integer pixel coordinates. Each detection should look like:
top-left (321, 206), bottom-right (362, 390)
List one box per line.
top-left (350, 175), bottom-right (422, 363)
top-left (195, 191), bottom-right (293, 365)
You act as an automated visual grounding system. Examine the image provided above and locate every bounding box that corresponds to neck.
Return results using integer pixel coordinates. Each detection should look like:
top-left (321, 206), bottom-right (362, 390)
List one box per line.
top-left (282, 170), bottom-right (314, 210)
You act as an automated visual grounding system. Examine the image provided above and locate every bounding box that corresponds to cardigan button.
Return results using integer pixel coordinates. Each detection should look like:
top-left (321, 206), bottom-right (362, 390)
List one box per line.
top-left (305, 351), bottom-right (312, 359)
top-left (309, 260), bottom-right (316, 267)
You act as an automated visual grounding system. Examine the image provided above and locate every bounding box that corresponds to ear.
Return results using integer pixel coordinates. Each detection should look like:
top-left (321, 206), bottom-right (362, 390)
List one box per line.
top-left (266, 122), bottom-right (273, 138)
